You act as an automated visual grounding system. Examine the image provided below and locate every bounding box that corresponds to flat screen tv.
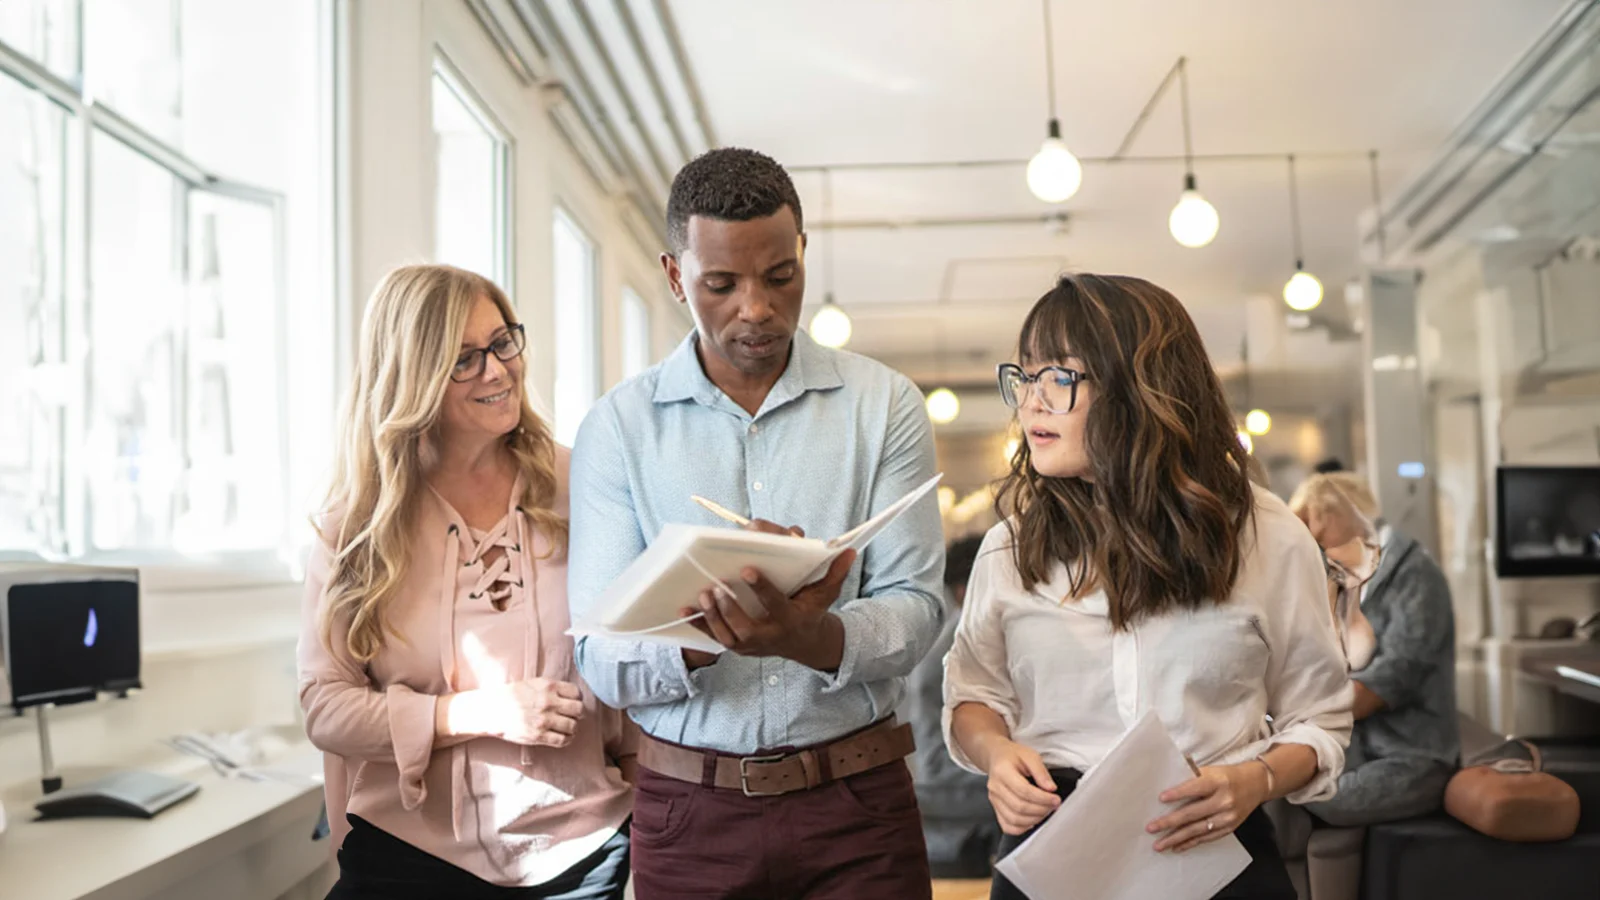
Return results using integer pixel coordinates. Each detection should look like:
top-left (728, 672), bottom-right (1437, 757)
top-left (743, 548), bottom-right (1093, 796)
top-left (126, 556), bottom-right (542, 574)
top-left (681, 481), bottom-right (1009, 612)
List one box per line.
top-left (1495, 465), bottom-right (1600, 578)
top-left (0, 565), bottom-right (141, 711)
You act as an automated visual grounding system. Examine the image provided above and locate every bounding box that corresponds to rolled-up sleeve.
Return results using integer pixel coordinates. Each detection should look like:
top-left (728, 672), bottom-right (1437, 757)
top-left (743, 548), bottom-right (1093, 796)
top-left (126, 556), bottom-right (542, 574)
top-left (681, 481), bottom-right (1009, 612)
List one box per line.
top-left (942, 530), bottom-right (1022, 774)
top-left (812, 376), bottom-right (945, 692)
top-left (296, 535), bottom-right (437, 810)
top-left (1354, 558), bottom-right (1453, 712)
top-left (1261, 523), bottom-right (1354, 804)
top-left (568, 403), bottom-right (701, 710)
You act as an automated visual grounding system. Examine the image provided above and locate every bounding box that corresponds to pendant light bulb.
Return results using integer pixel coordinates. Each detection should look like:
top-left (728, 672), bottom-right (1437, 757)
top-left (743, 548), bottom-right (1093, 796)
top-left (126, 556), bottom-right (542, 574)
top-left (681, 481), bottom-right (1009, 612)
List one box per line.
top-left (1283, 264), bottom-right (1324, 311)
top-left (925, 387), bottom-right (961, 425)
top-left (809, 295), bottom-right (852, 348)
top-left (1245, 408), bottom-right (1272, 436)
top-left (1169, 174), bottom-right (1219, 248)
top-left (1027, 119), bottom-right (1082, 203)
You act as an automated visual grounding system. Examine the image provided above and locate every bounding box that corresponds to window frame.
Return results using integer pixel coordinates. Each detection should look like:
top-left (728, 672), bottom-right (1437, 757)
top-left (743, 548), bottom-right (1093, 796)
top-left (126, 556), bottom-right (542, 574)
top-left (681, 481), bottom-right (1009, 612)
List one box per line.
top-left (0, 32), bottom-right (292, 573)
top-left (430, 50), bottom-right (514, 292)
top-left (550, 204), bottom-right (601, 446)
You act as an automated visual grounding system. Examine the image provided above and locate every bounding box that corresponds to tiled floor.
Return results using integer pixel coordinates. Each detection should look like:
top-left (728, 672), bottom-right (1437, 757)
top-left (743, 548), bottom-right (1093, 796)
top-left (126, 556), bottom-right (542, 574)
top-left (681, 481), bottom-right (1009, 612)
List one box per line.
top-left (932, 880), bottom-right (991, 900)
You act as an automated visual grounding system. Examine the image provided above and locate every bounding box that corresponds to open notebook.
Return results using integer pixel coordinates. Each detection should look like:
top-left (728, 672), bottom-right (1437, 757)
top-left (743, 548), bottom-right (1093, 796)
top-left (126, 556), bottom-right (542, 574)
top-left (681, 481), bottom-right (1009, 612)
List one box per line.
top-left (569, 473), bottom-right (943, 653)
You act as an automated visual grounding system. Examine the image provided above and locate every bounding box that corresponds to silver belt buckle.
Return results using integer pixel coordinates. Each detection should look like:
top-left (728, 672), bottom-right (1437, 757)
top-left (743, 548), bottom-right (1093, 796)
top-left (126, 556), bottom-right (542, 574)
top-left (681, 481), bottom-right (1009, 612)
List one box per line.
top-left (738, 753), bottom-right (789, 797)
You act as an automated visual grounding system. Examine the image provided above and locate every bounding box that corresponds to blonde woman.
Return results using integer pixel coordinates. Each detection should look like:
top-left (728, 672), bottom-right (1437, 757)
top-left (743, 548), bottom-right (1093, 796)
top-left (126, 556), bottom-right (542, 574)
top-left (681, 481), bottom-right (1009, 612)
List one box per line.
top-left (1287, 473), bottom-right (1458, 827)
top-left (297, 265), bottom-right (635, 899)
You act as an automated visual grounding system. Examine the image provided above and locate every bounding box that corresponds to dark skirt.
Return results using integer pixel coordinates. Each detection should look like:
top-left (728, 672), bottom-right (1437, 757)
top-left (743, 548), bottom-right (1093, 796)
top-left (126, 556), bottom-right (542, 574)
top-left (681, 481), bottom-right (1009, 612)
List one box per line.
top-left (325, 815), bottom-right (630, 900)
top-left (990, 768), bottom-right (1296, 900)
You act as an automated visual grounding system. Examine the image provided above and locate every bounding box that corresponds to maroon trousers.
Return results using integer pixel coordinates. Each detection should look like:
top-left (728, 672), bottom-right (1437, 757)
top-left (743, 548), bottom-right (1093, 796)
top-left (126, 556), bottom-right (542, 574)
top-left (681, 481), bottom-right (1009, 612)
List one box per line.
top-left (629, 759), bottom-right (933, 900)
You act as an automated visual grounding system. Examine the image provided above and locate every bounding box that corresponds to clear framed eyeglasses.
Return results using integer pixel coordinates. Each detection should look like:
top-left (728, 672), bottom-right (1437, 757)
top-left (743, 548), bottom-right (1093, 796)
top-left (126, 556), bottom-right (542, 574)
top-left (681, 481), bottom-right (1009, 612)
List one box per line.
top-left (996, 362), bottom-right (1090, 414)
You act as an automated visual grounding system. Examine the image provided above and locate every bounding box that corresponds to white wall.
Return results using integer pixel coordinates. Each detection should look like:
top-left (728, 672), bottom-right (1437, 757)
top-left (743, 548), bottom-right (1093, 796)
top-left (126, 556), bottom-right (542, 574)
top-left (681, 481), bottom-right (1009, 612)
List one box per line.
top-left (345, 0), bottom-right (683, 419)
top-left (2, 0), bottom-right (691, 866)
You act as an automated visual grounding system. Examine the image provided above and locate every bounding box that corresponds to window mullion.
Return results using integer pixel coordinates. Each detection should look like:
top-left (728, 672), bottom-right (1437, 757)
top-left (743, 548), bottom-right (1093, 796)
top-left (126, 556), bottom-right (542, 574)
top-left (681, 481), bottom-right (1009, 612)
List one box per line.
top-left (62, 96), bottom-right (90, 555)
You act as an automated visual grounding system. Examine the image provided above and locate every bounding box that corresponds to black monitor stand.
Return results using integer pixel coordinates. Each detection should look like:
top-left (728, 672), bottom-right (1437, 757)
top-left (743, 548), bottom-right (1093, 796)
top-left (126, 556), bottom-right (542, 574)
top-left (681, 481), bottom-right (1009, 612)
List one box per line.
top-left (28, 703), bottom-right (199, 820)
top-left (35, 704), bottom-right (61, 794)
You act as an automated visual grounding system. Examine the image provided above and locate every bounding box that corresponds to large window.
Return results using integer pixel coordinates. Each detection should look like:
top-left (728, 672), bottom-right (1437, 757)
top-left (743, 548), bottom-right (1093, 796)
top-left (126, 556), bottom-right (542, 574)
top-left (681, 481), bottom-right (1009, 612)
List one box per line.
top-left (622, 287), bottom-right (652, 379)
top-left (0, 1), bottom-right (77, 78)
top-left (0, 3), bottom-right (321, 563)
top-left (552, 209), bottom-right (599, 446)
top-left (0, 72), bottom-right (66, 551)
top-left (432, 59), bottom-right (509, 286)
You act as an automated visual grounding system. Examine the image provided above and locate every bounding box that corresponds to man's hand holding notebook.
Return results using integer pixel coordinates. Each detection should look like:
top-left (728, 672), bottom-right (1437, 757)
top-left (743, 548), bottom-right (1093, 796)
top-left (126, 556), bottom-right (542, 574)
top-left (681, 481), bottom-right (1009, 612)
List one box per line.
top-left (568, 474), bottom-right (943, 657)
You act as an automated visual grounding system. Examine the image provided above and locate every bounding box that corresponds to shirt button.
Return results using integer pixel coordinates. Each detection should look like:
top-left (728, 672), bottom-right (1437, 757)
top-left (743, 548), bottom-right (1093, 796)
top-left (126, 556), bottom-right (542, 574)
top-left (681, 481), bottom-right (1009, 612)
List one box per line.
top-left (752, 481), bottom-right (764, 492)
top-left (766, 675), bottom-right (779, 686)
top-left (749, 424), bottom-right (760, 435)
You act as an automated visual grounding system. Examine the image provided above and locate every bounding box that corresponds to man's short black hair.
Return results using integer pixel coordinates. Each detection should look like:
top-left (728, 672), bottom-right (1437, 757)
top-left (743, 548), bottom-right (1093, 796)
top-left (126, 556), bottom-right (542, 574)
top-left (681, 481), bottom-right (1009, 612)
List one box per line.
top-left (666, 147), bottom-right (803, 254)
top-left (945, 535), bottom-right (985, 589)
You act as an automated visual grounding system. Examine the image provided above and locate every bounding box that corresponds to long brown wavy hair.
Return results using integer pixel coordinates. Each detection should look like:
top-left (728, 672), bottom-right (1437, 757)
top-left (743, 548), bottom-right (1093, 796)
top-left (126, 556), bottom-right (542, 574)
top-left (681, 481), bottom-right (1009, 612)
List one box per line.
top-left (318, 265), bottom-right (567, 662)
top-left (995, 273), bottom-right (1256, 630)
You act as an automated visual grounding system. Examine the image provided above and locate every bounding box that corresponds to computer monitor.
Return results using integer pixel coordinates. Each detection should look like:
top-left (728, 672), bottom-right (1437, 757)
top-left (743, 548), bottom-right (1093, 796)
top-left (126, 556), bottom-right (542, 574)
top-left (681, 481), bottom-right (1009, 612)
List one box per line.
top-left (1495, 466), bottom-right (1600, 578)
top-left (0, 565), bottom-right (141, 712)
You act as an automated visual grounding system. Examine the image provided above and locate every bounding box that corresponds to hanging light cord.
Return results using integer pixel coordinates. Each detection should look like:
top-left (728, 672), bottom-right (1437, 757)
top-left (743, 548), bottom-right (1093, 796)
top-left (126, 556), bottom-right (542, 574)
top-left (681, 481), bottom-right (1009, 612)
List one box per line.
top-left (1287, 154), bottom-right (1305, 268)
top-left (1178, 57), bottom-right (1194, 180)
top-left (1241, 334), bottom-right (1252, 412)
top-left (1368, 149), bottom-right (1387, 258)
top-left (822, 167), bottom-right (835, 300)
top-left (1041, 0), bottom-right (1058, 123)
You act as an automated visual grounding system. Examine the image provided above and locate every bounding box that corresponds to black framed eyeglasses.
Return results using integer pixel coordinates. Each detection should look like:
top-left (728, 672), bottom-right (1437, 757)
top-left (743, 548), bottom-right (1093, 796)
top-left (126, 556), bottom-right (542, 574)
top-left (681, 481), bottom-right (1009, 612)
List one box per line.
top-left (997, 362), bottom-right (1089, 414)
top-left (451, 324), bottom-right (526, 382)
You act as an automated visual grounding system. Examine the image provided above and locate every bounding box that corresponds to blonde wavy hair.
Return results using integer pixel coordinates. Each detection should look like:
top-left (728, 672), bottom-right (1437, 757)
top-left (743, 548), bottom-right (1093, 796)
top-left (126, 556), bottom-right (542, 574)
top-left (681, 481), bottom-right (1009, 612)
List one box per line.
top-left (1288, 472), bottom-right (1380, 522)
top-left (318, 264), bottom-right (566, 663)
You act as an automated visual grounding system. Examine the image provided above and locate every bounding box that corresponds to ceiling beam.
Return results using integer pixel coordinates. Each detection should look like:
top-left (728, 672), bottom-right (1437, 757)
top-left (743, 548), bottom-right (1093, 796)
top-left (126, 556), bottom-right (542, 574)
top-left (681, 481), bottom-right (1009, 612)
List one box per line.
top-left (649, 0), bottom-right (720, 149)
top-left (565, 0), bottom-right (677, 188)
top-left (807, 212), bottom-right (1069, 231)
top-left (611, 0), bottom-right (693, 161)
top-left (786, 149), bottom-right (1375, 174)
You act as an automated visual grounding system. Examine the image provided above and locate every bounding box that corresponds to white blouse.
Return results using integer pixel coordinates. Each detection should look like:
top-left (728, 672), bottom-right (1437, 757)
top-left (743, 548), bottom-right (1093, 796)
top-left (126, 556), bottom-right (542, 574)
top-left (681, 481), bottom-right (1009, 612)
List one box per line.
top-left (942, 486), bottom-right (1353, 804)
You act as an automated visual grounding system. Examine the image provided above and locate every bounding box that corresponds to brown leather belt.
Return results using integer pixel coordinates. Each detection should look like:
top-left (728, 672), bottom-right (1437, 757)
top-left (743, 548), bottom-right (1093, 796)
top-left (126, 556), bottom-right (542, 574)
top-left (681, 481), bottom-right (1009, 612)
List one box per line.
top-left (637, 718), bottom-right (915, 797)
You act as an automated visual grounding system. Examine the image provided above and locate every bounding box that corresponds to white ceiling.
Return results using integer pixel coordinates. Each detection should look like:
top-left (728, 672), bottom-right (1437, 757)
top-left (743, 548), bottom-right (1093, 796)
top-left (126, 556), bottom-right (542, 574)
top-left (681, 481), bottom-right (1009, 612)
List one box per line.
top-left (664, 0), bottom-right (1570, 399)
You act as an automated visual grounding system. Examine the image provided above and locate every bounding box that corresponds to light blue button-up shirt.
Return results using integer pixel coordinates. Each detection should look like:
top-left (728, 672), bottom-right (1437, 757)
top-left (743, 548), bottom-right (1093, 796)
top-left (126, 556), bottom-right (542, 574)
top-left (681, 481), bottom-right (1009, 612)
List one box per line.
top-left (568, 329), bottom-right (945, 755)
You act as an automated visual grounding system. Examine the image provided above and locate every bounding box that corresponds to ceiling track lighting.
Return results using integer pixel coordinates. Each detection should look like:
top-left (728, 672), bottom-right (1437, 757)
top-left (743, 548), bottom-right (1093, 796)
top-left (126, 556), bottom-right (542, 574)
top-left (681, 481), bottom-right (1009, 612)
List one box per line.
top-left (1240, 335), bottom-right (1271, 442)
top-left (1025, 0), bottom-right (1082, 203)
top-left (1167, 58), bottom-right (1219, 248)
top-left (1282, 154), bottom-right (1324, 311)
top-left (809, 168), bottom-right (854, 348)
top-left (925, 318), bottom-right (960, 425)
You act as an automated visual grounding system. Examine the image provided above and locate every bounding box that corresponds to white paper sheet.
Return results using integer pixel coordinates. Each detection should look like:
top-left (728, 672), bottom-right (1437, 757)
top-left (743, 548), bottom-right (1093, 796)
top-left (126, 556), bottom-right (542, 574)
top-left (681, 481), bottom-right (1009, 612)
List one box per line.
top-left (993, 711), bottom-right (1252, 900)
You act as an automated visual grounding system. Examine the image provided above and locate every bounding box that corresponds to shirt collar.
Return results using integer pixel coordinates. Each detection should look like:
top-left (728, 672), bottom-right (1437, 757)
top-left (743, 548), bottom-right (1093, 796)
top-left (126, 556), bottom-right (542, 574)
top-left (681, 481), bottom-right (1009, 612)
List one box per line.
top-left (651, 329), bottom-right (844, 412)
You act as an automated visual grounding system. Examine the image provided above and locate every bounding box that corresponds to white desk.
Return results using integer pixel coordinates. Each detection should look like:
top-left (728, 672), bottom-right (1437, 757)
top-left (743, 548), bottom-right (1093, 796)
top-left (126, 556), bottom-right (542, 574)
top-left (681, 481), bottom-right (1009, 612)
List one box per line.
top-left (0, 742), bottom-right (329, 900)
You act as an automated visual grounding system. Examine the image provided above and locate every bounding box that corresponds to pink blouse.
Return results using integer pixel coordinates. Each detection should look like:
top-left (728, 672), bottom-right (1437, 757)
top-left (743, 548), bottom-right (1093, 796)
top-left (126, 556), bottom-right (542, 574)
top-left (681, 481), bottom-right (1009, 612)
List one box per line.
top-left (297, 447), bottom-right (634, 887)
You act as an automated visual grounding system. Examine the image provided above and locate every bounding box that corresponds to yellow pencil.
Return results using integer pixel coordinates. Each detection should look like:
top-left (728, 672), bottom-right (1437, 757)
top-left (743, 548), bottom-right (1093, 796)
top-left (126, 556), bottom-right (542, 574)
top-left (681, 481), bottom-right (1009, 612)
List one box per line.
top-left (691, 495), bottom-right (751, 527)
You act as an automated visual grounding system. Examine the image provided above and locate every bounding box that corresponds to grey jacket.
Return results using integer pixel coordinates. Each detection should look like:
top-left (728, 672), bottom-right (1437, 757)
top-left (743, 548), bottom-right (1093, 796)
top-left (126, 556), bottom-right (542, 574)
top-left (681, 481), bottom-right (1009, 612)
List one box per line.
top-left (903, 596), bottom-right (990, 820)
top-left (1350, 530), bottom-right (1460, 768)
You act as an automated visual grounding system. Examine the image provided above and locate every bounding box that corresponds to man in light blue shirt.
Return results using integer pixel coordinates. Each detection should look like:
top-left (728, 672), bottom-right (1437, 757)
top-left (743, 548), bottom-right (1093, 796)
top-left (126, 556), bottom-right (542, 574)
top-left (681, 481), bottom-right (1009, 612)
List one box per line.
top-left (569, 148), bottom-right (944, 899)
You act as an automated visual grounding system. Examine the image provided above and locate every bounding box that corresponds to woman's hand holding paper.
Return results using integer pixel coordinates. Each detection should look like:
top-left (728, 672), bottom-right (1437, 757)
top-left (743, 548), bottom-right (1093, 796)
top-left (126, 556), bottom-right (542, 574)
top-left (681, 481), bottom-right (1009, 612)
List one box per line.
top-left (1147, 763), bottom-right (1269, 853)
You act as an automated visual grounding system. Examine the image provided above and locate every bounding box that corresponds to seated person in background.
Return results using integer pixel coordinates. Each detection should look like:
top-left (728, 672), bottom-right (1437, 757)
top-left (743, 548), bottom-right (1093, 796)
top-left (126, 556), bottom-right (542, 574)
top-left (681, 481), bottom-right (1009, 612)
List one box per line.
top-left (902, 534), bottom-right (1000, 878)
top-left (1288, 472), bottom-right (1459, 827)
